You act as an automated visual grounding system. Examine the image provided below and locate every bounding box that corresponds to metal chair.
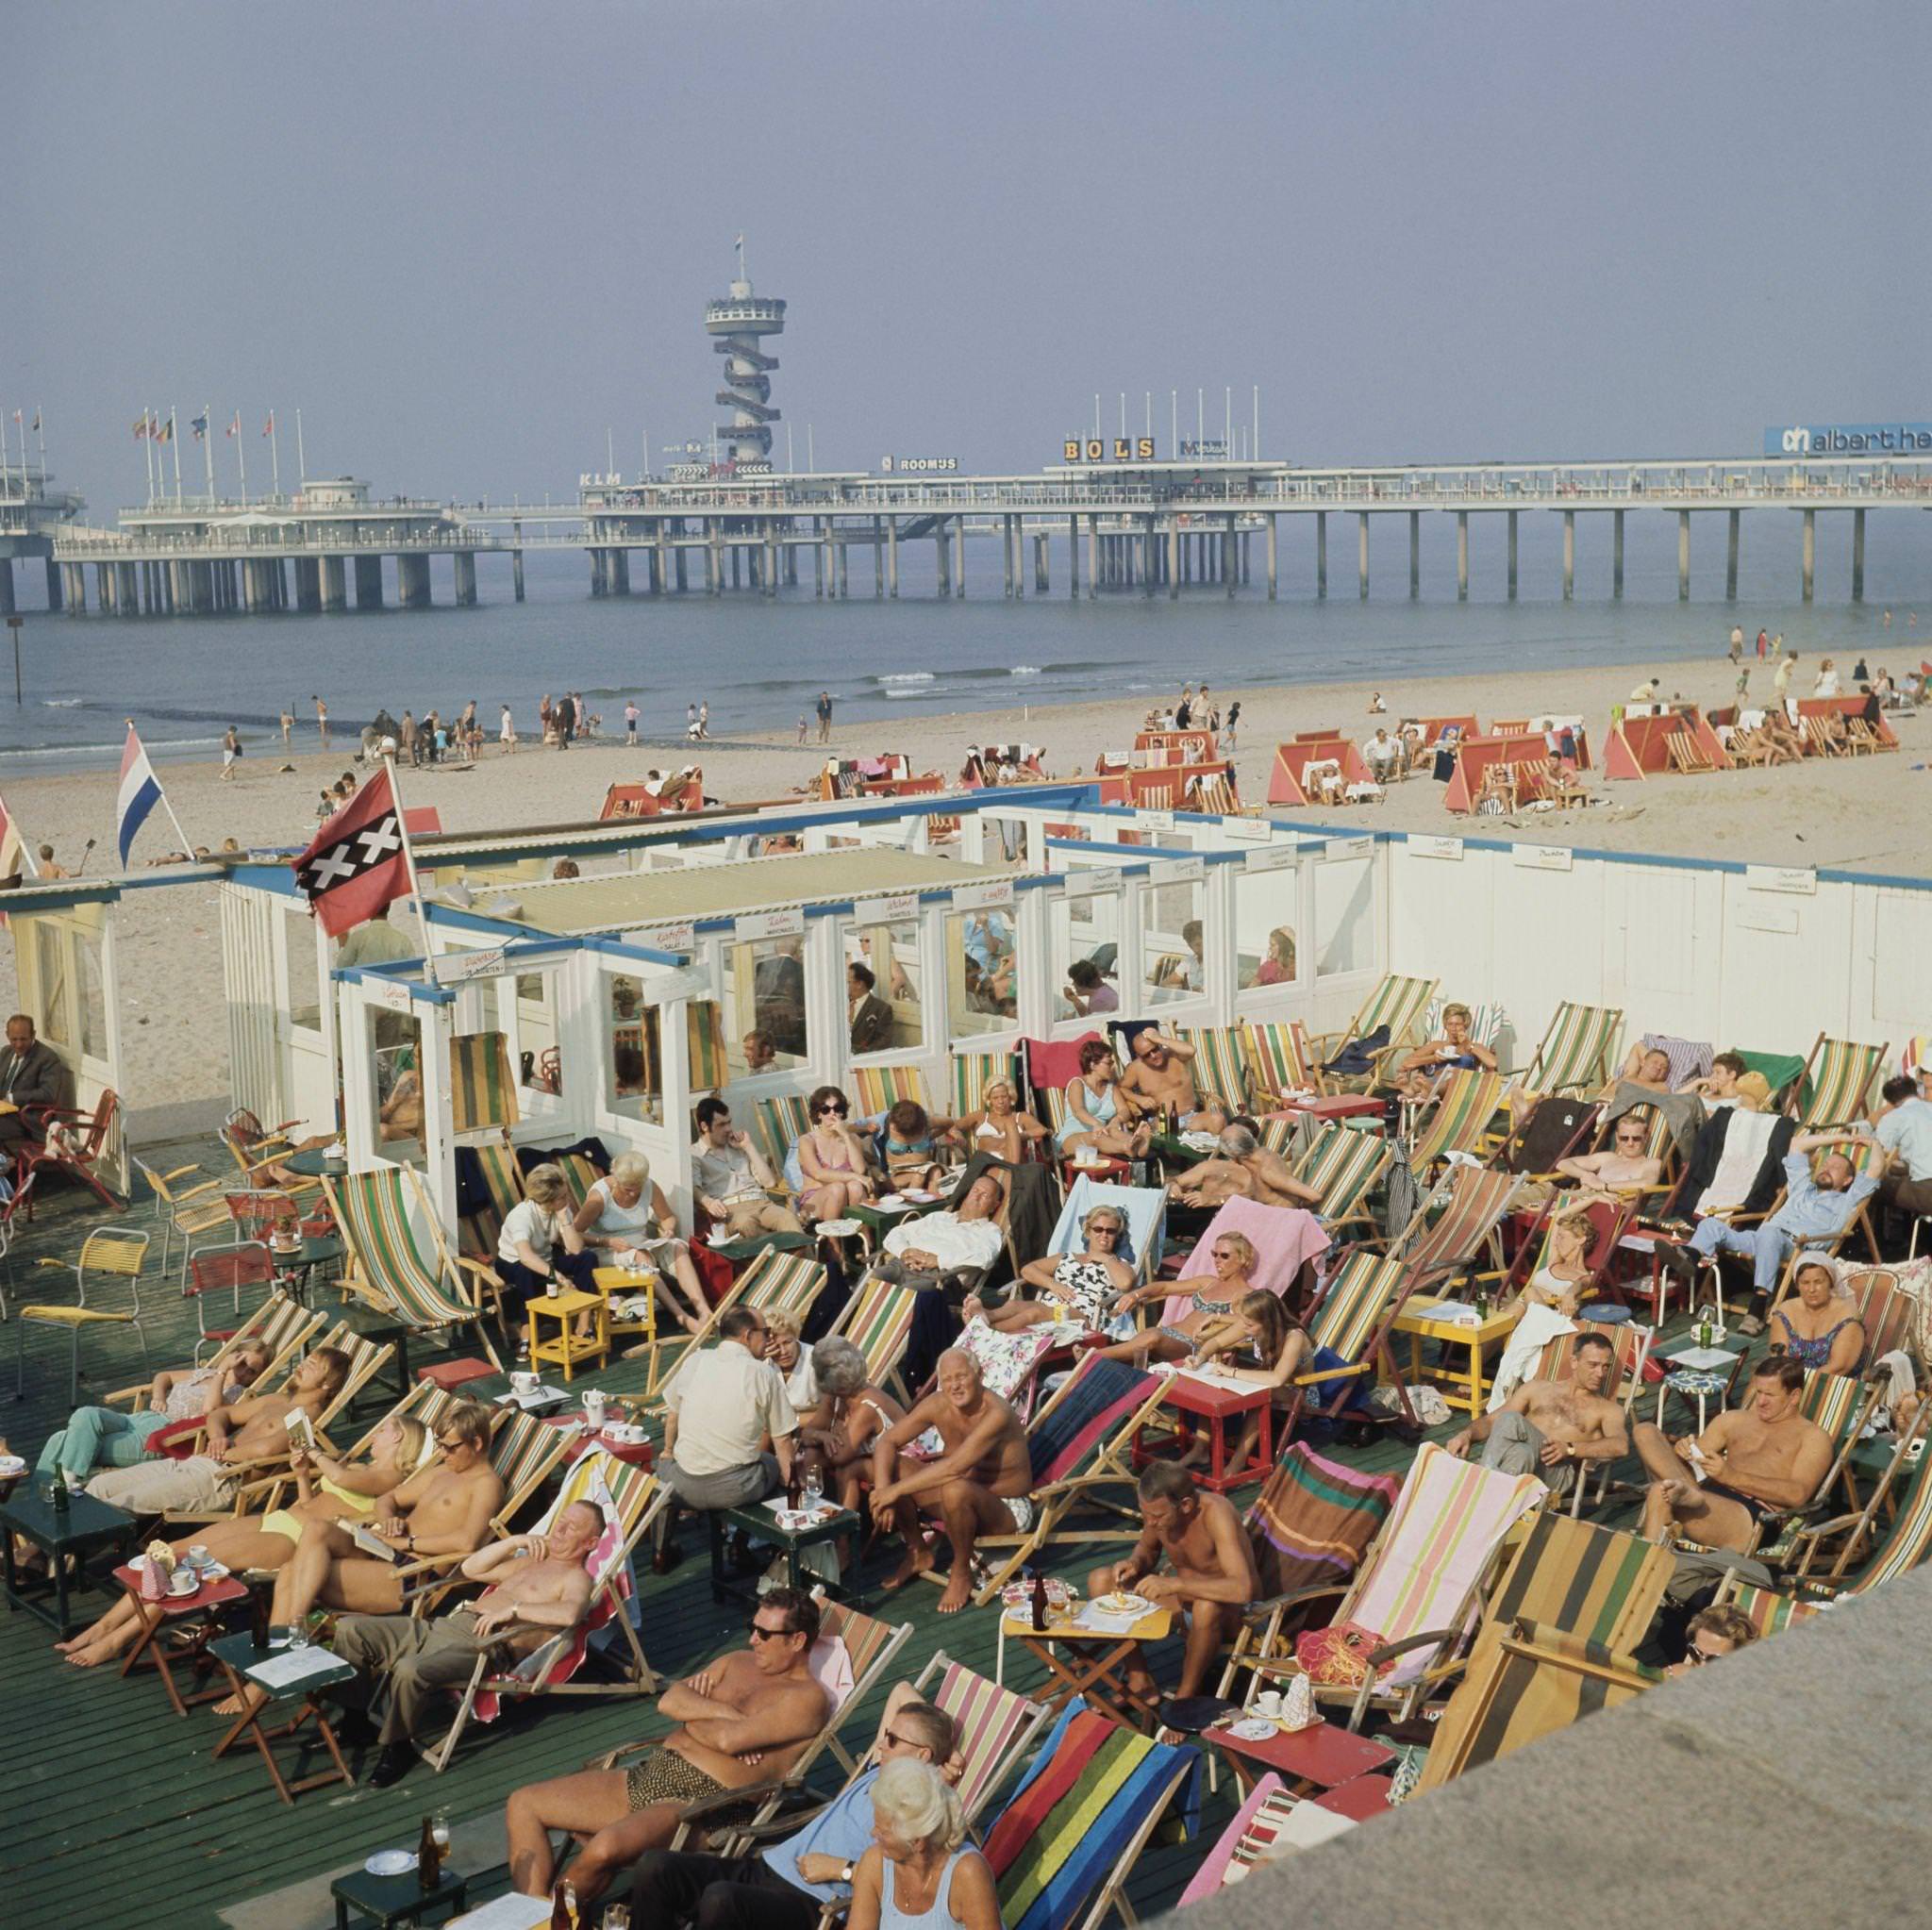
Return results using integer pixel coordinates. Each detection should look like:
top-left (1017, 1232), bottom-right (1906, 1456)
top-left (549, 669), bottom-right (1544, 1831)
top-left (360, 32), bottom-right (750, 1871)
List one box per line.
top-left (14, 1225), bottom-right (153, 1403)
top-left (132, 1156), bottom-right (233, 1284)
top-left (185, 1239), bottom-right (276, 1362)
top-left (0, 1171), bottom-right (38, 1319)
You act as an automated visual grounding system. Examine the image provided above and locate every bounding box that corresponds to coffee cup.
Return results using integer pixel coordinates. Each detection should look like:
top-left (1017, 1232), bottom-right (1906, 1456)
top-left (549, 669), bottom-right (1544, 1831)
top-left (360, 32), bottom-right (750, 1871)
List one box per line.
top-left (509, 1370), bottom-right (539, 1396)
top-left (1254, 1689), bottom-right (1284, 1721)
top-left (189, 1543), bottom-right (211, 1570)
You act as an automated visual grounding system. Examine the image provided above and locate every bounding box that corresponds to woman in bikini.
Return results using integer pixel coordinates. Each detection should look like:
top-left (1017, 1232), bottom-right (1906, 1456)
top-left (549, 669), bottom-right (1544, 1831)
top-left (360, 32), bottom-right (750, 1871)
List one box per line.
top-left (956, 1077), bottom-right (1048, 1167)
top-left (965, 1206), bottom-right (1137, 1333)
top-left (795, 1336), bottom-right (906, 1517)
top-left (1107, 1230), bottom-right (1261, 1344)
top-left (796, 1085), bottom-right (879, 1221)
top-left (55, 1413), bottom-right (427, 1667)
top-left (1057, 1040), bottom-right (1152, 1163)
top-left (1488, 1206), bottom-right (1603, 1409)
top-left (1767, 1260), bottom-right (1865, 1374)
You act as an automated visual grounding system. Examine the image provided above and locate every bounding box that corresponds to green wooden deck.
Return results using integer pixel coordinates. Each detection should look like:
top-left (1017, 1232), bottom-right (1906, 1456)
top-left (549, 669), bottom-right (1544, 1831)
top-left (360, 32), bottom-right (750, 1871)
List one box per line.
top-left (0, 1143), bottom-right (1818, 1929)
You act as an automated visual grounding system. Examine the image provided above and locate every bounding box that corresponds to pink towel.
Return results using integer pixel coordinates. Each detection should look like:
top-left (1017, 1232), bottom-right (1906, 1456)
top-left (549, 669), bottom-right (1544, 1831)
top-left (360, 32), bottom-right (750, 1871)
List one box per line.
top-left (1158, 1197), bottom-right (1330, 1326)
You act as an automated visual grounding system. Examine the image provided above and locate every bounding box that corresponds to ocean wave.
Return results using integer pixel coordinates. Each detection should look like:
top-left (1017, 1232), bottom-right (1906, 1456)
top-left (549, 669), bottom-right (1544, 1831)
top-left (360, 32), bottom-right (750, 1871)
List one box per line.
top-left (1010, 665), bottom-right (1041, 676)
top-left (42, 698), bottom-right (84, 708)
top-left (873, 672), bottom-right (936, 686)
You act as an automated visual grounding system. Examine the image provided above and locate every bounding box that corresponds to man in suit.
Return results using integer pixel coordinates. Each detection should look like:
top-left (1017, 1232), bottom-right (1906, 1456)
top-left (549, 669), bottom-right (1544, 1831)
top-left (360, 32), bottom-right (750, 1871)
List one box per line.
top-left (846, 962), bottom-right (893, 1055)
top-left (0, 1013), bottom-right (66, 1145)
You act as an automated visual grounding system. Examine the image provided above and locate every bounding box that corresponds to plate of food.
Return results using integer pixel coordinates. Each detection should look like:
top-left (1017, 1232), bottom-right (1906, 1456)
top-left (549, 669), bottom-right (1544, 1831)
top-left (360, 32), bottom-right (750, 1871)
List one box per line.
top-left (0, 1454), bottom-right (26, 1481)
top-left (364, 1850), bottom-right (419, 1878)
top-left (1092, 1591), bottom-right (1153, 1617)
top-left (814, 1218), bottom-right (861, 1238)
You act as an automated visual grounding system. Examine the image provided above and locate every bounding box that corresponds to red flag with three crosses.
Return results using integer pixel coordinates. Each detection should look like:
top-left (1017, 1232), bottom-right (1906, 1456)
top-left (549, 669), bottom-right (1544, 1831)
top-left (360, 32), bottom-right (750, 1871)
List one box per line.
top-left (291, 766), bottom-right (410, 937)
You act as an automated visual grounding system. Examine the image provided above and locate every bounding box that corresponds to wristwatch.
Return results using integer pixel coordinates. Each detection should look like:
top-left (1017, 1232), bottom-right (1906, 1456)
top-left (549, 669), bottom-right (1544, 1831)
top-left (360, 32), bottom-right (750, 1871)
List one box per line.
top-left (839, 1862), bottom-right (856, 1886)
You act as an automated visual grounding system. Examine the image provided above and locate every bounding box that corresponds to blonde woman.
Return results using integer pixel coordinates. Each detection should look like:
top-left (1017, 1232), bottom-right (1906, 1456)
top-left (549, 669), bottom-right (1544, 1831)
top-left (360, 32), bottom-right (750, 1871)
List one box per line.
top-left (495, 1163), bottom-right (599, 1346)
top-left (967, 1205), bottom-right (1136, 1332)
top-left (955, 1076), bottom-right (1048, 1167)
top-left (763, 1308), bottom-right (821, 1414)
top-left (571, 1151), bottom-right (708, 1333)
top-left (849, 1758), bottom-right (1000, 1930)
top-left (1487, 1206), bottom-right (1596, 1409)
top-left (58, 1411), bottom-right (427, 1669)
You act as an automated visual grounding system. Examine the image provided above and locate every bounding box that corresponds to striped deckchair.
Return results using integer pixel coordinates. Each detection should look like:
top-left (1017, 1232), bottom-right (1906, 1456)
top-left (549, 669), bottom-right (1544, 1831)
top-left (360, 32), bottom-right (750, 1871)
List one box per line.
top-left (951, 1050), bottom-right (1022, 1117)
top-left (1178, 1025), bottom-right (1251, 1114)
top-left (979, 1705), bottom-right (1200, 1930)
top-left (1414, 1618), bottom-right (1659, 1792)
top-left (1241, 1441), bottom-right (1401, 1602)
top-left (1719, 1577), bottom-right (1824, 1639)
top-left (324, 1168), bottom-right (504, 1369)
top-left (1291, 1122), bottom-right (1392, 1240)
top-left (1738, 1047), bottom-right (1807, 1109)
top-left (1407, 1068), bottom-right (1507, 1175)
top-left (458, 1140), bottom-right (525, 1263)
top-left (850, 1063), bottom-right (926, 1119)
top-left (751, 1093), bottom-right (811, 1181)
top-left (425, 1449), bottom-right (667, 1770)
top-left (234, 1375), bottom-right (455, 1519)
top-left (1241, 1019), bottom-right (1317, 1106)
top-left (1424, 997), bottom-right (1504, 1052)
top-left (828, 1271), bottom-right (918, 1398)
top-left (1276, 1250), bottom-right (1415, 1436)
top-left (659, 1244), bottom-right (826, 1394)
top-left (552, 1152), bottom-right (604, 1212)
top-left (1516, 1001), bottom-right (1625, 1095)
top-left (1792, 1032), bottom-right (1888, 1127)
top-left (1790, 1407), bottom-right (1932, 1592)
top-left (686, 1001), bottom-right (729, 1096)
top-left (104, 1289), bottom-right (322, 1411)
top-left (449, 1031), bottom-right (519, 1134)
top-left (1388, 1164), bottom-right (1524, 1291)
top-left (1242, 1443), bottom-right (1547, 1721)
top-left (954, 1351), bottom-right (1172, 1603)
top-left (1308, 973), bottom-right (1440, 1091)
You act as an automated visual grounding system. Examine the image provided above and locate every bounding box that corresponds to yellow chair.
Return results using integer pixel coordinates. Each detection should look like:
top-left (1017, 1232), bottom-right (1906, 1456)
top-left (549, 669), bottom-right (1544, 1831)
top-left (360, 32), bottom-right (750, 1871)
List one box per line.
top-left (15, 1226), bottom-right (153, 1403)
top-left (132, 1156), bottom-right (233, 1285)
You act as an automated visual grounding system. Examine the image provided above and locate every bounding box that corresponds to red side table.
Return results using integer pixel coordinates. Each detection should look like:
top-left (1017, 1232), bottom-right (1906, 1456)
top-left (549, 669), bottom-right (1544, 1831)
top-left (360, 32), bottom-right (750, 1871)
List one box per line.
top-left (1207, 1716), bottom-right (1396, 1797)
top-left (1133, 1371), bottom-right (1273, 1491)
top-left (112, 1562), bottom-right (252, 1717)
top-left (415, 1357), bottom-right (499, 1392)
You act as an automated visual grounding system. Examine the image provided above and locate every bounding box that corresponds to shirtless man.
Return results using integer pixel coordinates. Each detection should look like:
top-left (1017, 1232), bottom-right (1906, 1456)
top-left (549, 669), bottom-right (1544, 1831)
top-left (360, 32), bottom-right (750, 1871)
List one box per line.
top-left (507, 1586), bottom-right (830, 1901)
top-left (1633, 1356), bottom-right (1831, 1553)
top-left (1447, 1333), bottom-right (1628, 1498)
top-left (1679, 1050), bottom-right (1748, 1105)
top-left (1168, 1123), bottom-right (1320, 1211)
top-left (1612, 1046), bottom-right (1674, 1094)
top-left (1555, 1112), bottom-right (1665, 1195)
top-left (331, 1502), bottom-right (608, 1787)
top-left (85, 1344), bottom-right (351, 1517)
top-left (1118, 1028), bottom-right (1228, 1133)
top-left (871, 1350), bottom-right (1030, 1613)
top-left (1090, 1463), bottom-right (1258, 1702)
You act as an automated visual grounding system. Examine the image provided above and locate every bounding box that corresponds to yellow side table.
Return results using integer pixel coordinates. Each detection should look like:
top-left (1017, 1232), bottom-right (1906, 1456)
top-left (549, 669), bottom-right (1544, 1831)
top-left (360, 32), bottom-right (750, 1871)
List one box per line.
top-left (527, 1288), bottom-right (608, 1382)
top-left (1392, 1295), bottom-right (1517, 1416)
top-left (591, 1264), bottom-right (660, 1390)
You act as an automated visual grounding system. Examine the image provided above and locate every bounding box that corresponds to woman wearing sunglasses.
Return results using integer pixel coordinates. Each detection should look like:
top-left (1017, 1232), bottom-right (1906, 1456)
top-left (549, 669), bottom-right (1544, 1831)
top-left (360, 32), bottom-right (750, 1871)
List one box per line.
top-left (966, 1205), bottom-right (1137, 1333)
top-left (797, 1085), bottom-right (880, 1222)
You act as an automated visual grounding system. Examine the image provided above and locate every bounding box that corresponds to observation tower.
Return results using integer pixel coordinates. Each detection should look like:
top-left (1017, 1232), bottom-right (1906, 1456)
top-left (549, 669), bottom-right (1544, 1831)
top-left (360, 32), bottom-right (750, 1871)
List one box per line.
top-left (705, 237), bottom-right (786, 465)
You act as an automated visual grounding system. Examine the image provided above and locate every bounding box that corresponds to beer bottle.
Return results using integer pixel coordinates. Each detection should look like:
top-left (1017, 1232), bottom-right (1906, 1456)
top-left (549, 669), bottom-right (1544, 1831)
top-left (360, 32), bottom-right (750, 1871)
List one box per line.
top-left (1029, 1565), bottom-right (1049, 1633)
top-left (416, 1815), bottom-right (441, 1893)
top-left (551, 1881), bottom-right (577, 1930)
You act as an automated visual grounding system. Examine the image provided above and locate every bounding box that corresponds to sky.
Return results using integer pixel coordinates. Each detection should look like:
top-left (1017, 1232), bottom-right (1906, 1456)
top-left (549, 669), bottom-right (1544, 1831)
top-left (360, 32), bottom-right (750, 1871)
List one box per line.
top-left (10, 0), bottom-right (1928, 514)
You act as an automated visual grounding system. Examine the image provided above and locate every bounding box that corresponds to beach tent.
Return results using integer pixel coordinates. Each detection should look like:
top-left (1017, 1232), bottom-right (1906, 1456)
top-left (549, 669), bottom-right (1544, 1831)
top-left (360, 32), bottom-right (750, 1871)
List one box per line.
top-left (1604, 708), bottom-right (1733, 780)
top-left (1267, 736), bottom-right (1373, 807)
top-left (1442, 732), bottom-right (1575, 814)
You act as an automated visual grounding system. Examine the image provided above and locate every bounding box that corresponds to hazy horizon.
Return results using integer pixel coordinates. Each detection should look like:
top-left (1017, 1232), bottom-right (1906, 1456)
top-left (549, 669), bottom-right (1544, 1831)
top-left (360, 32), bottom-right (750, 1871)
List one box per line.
top-left (11, 1), bottom-right (1928, 514)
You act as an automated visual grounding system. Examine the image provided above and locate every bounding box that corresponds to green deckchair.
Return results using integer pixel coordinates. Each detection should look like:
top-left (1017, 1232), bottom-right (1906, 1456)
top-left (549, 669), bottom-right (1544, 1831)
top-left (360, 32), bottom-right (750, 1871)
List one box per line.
top-left (1792, 1032), bottom-right (1888, 1127)
top-left (828, 1269), bottom-right (918, 1399)
top-left (1517, 1000), bottom-right (1625, 1095)
top-left (1407, 1067), bottom-right (1507, 1174)
top-left (1291, 1122), bottom-right (1392, 1240)
top-left (1276, 1249), bottom-right (1414, 1435)
top-left (1178, 1024), bottom-right (1251, 1114)
top-left (658, 1244), bottom-right (826, 1397)
top-left (324, 1168), bottom-right (504, 1369)
top-left (1308, 973), bottom-right (1441, 1091)
top-left (1241, 1018), bottom-right (1317, 1106)
top-left (951, 1050), bottom-right (1023, 1118)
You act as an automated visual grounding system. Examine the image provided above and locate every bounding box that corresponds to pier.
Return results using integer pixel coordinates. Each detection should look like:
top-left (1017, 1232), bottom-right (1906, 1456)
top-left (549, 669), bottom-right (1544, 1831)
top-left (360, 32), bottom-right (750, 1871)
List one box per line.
top-left (0, 463), bottom-right (86, 614)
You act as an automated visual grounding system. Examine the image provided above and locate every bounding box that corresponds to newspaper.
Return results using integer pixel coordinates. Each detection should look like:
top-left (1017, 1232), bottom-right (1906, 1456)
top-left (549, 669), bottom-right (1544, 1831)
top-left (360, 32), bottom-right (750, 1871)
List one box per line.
top-left (244, 1645), bottom-right (350, 1692)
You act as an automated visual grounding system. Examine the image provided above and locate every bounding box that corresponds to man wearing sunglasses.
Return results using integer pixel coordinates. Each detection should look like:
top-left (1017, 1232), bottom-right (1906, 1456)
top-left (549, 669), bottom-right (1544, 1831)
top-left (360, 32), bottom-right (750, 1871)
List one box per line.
top-left (508, 1587), bottom-right (829, 1905)
top-left (630, 1682), bottom-right (962, 1930)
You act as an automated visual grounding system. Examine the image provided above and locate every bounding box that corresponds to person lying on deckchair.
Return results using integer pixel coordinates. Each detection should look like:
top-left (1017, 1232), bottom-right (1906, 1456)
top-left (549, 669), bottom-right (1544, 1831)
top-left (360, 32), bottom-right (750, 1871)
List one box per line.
top-left (871, 1351), bottom-right (1031, 1613)
top-left (329, 1499), bottom-right (606, 1789)
top-left (1389, 1003), bottom-right (1498, 1103)
top-left (1554, 1113), bottom-right (1664, 1196)
top-left (1632, 1356), bottom-right (1831, 1554)
top-left (507, 1586), bottom-right (830, 1904)
top-left (1089, 1464), bottom-right (1257, 1702)
top-left (1118, 1028), bottom-right (1229, 1134)
top-left (1446, 1332), bottom-right (1626, 1500)
top-left (964, 1203), bottom-right (1135, 1334)
top-left (1167, 1123), bottom-right (1322, 1211)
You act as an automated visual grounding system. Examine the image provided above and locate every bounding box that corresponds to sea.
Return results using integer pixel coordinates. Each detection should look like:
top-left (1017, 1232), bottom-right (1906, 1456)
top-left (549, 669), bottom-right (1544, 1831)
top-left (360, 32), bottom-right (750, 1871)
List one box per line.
top-left (2, 510), bottom-right (1924, 773)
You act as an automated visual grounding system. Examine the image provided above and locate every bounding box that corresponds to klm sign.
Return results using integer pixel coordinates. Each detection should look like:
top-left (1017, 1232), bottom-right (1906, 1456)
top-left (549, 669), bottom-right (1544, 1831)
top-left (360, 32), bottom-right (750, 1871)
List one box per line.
top-left (1765, 422), bottom-right (1932, 457)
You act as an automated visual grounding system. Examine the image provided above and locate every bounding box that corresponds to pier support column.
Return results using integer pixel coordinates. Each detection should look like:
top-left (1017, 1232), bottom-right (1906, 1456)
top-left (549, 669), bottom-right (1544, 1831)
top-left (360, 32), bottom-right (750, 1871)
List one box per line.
top-left (190, 560), bottom-right (209, 612)
top-left (1802, 507), bottom-right (1815, 603)
top-left (1141, 517), bottom-right (1155, 599)
top-left (932, 520), bottom-right (946, 599)
top-left (1357, 513), bottom-right (1370, 600)
top-left (1457, 511), bottom-right (1469, 601)
top-left (675, 535), bottom-right (688, 592)
top-left (1168, 522), bottom-right (1180, 600)
top-left (321, 557), bottom-right (346, 611)
top-left (706, 529), bottom-right (721, 596)
top-left (1267, 513), bottom-right (1278, 601)
top-left (837, 533), bottom-right (849, 599)
top-left (1612, 510), bottom-right (1624, 598)
top-left (1035, 531), bottom-right (1049, 594)
top-left (1227, 514), bottom-right (1238, 599)
top-left (953, 517), bottom-right (965, 597)
top-left (815, 519), bottom-right (826, 598)
top-left (168, 561), bottom-right (188, 612)
top-left (589, 548), bottom-right (607, 597)
top-left (1725, 509), bottom-right (1740, 600)
top-left (1852, 508), bottom-right (1865, 602)
top-left (1086, 516), bottom-right (1097, 601)
top-left (887, 517), bottom-right (899, 598)
top-left (454, 552), bottom-right (477, 607)
top-left (355, 555), bottom-right (385, 609)
top-left (615, 549), bottom-right (633, 596)
top-left (1316, 511), bottom-right (1327, 599)
top-left (43, 557), bottom-right (62, 613)
top-left (1068, 514), bottom-right (1079, 599)
top-left (1002, 516), bottom-right (1015, 599)
top-left (64, 561), bottom-right (85, 612)
top-left (1678, 510), bottom-right (1690, 601)
top-left (1507, 510), bottom-right (1519, 600)
top-left (1562, 509), bottom-right (1575, 601)
top-left (119, 562), bottom-right (140, 615)
top-left (0, 560), bottom-right (12, 617)
top-left (293, 557), bottom-right (322, 612)
top-left (93, 562), bottom-right (111, 613)
top-left (398, 554), bottom-right (431, 608)
top-left (1408, 511), bottom-right (1420, 599)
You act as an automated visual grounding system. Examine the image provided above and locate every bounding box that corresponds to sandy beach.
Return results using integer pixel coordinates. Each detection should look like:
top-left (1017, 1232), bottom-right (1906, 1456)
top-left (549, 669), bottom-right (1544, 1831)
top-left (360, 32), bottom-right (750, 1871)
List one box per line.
top-left (2, 651), bottom-right (1924, 1134)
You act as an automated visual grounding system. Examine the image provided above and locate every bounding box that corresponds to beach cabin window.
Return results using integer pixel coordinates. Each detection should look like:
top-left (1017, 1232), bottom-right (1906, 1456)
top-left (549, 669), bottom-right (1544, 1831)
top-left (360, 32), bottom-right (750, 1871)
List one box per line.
top-left (1049, 889), bottom-right (1121, 1023)
top-left (77, 931), bottom-right (108, 1063)
top-left (844, 919), bottom-right (923, 1057)
top-left (287, 919), bottom-right (324, 1032)
top-left (516, 973), bottom-right (561, 1096)
top-left (1235, 871), bottom-right (1299, 991)
top-left (34, 923), bottom-right (69, 1048)
top-left (371, 1015), bottom-right (425, 1161)
top-left (945, 910), bottom-right (1017, 1037)
top-left (986, 817), bottom-right (1029, 865)
top-left (1314, 855), bottom-right (1374, 978)
top-left (605, 974), bottom-right (663, 1125)
top-left (1141, 878), bottom-right (1205, 1007)
top-left (723, 937), bottom-right (808, 1076)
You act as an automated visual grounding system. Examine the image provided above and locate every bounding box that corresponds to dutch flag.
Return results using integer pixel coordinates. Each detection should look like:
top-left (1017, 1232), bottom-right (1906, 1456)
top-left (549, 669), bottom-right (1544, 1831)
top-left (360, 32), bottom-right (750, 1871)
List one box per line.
top-left (117, 724), bottom-right (164, 866)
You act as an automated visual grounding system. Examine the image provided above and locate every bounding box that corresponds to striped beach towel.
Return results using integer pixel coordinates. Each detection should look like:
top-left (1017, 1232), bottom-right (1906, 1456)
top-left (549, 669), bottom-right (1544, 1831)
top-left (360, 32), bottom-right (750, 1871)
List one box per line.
top-left (1244, 1443), bottom-right (1401, 1599)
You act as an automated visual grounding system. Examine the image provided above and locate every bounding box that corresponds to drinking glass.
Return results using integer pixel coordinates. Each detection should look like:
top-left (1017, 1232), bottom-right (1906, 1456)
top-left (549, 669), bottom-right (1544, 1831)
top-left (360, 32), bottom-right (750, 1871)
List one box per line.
top-left (430, 1810), bottom-right (452, 1854)
top-left (288, 1618), bottom-right (309, 1651)
top-left (802, 1464), bottom-right (824, 1510)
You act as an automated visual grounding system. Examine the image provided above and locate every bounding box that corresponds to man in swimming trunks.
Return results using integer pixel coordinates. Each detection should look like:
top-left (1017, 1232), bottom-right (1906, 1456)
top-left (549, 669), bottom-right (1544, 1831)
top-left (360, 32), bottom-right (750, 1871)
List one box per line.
top-left (1090, 1463), bottom-right (1258, 1701)
top-left (507, 1586), bottom-right (829, 1902)
top-left (1167, 1123), bottom-right (1321, 1211)
top-left (870, 1350), bottom-right (1031, 1614)
top-left (331, 1500), bottom-right (608, 1787)
top-left (1632, 1356), bottom-right (1831, 1553)
top-left (1118, 1028), bottom-right (1228, 1134)
top-left (1446, 1332), bottom-right (1628, 1498)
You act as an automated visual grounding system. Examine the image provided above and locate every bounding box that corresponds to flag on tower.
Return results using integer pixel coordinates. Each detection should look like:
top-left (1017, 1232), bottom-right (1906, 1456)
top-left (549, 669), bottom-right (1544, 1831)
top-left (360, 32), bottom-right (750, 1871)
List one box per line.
top-left (154, 416), bottom-right (173, 444)
top-left (191, 414), bottom-right (207, 441)
top-left (116, 724), bottom-right (167, 866)
top-left (262, 411), bottom-right (275, 438)
top-left (29, 412), bottom-right (40, 435)
top-left (226, 411), bottom-right (240, 438)
top-left (133, 415), bottom-right (149, 440)
top-left (291, 766), bottom-right (411, 938)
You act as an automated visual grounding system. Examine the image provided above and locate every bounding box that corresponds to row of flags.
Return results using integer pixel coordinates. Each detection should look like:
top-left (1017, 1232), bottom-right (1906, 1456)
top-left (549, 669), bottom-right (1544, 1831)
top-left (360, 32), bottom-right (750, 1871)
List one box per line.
top-left (133, 409), bottom-right (274, 441)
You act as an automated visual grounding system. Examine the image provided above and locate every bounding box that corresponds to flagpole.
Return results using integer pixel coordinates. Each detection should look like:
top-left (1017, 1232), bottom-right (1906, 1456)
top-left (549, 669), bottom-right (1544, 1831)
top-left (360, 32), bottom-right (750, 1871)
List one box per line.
top-left (170, 408), bottom-right (183, 503)
top-left (235, 415), bottom-right (247, 503)
top-left (295, 408), bottom-right (306, 484)
top-left (142, 409), bottom-right (156, 503)
top-left (268, 414), bottom-right (280, 497)
top-left (34, 409), bottom-right (44, 477)
top-left (202, 403), bottom-right (215, 502)
top-left (381, 748), bottom-right (440, 986)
